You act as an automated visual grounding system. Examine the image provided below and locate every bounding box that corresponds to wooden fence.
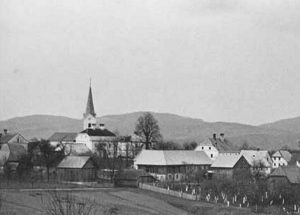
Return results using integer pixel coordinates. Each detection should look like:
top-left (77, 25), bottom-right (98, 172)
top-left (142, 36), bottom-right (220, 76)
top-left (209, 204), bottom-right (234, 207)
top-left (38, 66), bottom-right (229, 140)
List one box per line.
top-left (139, 183), bottom-right (197, 201)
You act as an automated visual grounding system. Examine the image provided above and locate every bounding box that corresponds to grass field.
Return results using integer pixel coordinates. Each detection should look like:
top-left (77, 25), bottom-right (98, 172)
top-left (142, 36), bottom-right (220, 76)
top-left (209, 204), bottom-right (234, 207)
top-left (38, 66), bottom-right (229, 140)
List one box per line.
top-left (0, 187), bottom-right (274, 215)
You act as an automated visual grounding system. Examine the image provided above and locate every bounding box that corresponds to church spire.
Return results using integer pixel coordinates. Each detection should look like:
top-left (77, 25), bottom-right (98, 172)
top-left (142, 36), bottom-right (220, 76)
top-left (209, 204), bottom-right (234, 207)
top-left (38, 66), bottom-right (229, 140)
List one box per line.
top-left (85, 81), bottom-right (96, 117)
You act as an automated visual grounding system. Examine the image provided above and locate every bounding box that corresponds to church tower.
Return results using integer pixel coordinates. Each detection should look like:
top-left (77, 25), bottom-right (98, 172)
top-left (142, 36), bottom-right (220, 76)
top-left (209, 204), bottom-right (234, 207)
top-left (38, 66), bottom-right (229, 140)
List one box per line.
top-left (83, 82), bottom-right (97, 129)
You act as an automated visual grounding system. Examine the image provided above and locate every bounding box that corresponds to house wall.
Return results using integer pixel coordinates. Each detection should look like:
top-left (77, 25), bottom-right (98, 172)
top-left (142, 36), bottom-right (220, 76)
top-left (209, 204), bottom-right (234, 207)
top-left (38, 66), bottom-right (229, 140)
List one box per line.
top-left (195, 145), bottom-right (219, 160)
top-left (56, 168), bottom-right (96, 182)
top-left (137, 164), bottom-right (209, 182)
top-left (272, 156), bottom-right (288, 168)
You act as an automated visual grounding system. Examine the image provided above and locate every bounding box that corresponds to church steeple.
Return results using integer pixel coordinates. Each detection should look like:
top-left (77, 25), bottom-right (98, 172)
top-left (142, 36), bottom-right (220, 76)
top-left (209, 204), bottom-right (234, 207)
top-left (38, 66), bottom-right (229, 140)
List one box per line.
top-left (85, 82), bottom-right (96, 117)
top-left (83, 80), bottom-right (97, 129)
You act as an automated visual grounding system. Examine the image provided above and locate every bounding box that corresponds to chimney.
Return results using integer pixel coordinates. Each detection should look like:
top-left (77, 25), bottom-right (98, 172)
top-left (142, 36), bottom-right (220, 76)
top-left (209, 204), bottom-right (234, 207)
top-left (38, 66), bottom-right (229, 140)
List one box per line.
top-left (3, 129), bottom-right (7, 135)
top-left (99, 123), bottom-right (105, 130)
top-left (213, 133), bottom-right (217, 140)
top-left (220, 133), bottom-right (225, 142)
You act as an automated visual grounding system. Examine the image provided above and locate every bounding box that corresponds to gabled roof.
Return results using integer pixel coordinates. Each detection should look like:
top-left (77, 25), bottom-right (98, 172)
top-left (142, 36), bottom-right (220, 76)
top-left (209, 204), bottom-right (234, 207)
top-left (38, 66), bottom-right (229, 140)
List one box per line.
top-left (195, 138), bottom-right (237, 152)
top-left (272, 150), bottom-right (292, 162)
top-left (270, 166), bottom-right (300, 184)
top-left (48, 132), bottom-right (77, 142)
top-left (0, 133), bottom-right (18, 144)
top-left (135, 150), bottom-right (212, 166)
top-left (7, 144), bottom-right (26, 162)
top-left (211, 153), bottom-right (243, 168)
top-left (80, 128), bottom-right (116, 137)
top-left (240, 150), bottom-right (271, 167)
top-left (57, 156), bottom-right (92, 168)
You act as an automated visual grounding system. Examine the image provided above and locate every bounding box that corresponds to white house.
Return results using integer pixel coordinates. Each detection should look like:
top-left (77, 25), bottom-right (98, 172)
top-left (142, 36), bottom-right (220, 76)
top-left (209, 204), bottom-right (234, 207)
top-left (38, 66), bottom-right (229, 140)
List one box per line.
top-left (271, 150), bottom-right (292, 168)
top-left (195, 133), bottom-right (237, 160)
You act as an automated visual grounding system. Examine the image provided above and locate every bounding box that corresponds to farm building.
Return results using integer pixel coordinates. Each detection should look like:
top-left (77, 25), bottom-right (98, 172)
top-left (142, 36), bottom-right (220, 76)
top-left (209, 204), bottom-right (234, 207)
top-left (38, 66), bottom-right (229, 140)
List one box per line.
top-left (210, 153), bottom-right (251, 179)
top-left (114, 169), bottom-right (157, 187)
top-left (134, 150), bottom-right (212, 182)
top-left (268, 166), bottom-right (300, 192)
top-left (271, 150), bottom-right (292, 168)
top-left (56, 156), bottom-right (96, 182)
top-left (240, 150), bottom-right (272, 175)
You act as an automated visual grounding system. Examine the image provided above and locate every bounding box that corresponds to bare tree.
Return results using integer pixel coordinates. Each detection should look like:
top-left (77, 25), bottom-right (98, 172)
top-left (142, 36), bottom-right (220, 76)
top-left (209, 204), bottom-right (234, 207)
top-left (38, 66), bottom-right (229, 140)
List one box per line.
top-left (42, 191), bottom-right (98, 215)
top-left (134, 112), bottom-right (162, 149)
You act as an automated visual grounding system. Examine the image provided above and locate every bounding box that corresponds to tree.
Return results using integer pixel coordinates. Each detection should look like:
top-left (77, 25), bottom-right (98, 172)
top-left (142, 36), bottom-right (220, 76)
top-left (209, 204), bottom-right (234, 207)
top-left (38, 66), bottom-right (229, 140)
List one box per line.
top-left (183, 141), bottom-right (197, 150)
top-left (155, 141), bottom-right (181, 150)
top-left (39, 139), bottom-right (65, 181)
top-left (134, 112), bottom-right (162, 149)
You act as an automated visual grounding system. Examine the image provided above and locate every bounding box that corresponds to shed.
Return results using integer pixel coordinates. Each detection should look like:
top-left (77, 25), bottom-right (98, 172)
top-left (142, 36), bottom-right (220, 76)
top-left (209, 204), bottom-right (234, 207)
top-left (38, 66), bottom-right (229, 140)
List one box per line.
top-left (114, 168), bottom-right (157, 187)
top-left (56, 156), bottom-right (96, 182)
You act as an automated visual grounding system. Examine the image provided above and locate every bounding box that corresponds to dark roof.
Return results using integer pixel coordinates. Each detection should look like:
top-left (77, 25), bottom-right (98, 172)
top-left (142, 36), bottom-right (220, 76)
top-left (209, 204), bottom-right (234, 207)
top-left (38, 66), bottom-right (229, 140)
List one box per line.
top-left (84, 86), bottom-right (96, 117)
top-left (80, 128), bottom-right (116, 137)
top-left (7, 144), bottom-right (26, 162)
top-left (48, 132), bottom-right (77, 142)
top-left (0, 133), bottom-right (18, 144)
top-left (270, 166), bottom-right (300, 184)
top-left (115, 169), bottom-right (150, 180)
top-left (289, 152), bottom-right (300, 166)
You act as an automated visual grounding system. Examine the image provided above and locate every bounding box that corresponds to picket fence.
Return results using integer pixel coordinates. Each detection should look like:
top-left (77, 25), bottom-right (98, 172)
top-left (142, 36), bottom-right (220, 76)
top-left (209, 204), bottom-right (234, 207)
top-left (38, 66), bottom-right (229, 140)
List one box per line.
top-left (139, 183), bottom-right (197, 201)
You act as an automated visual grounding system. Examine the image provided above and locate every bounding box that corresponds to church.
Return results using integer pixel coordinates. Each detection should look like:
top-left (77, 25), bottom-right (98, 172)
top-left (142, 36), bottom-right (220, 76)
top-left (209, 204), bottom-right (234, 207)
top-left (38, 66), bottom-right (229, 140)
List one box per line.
top-left (75, 83), bottom-right (117, 152)
top-left (48, 82), bottom-right (143, 158)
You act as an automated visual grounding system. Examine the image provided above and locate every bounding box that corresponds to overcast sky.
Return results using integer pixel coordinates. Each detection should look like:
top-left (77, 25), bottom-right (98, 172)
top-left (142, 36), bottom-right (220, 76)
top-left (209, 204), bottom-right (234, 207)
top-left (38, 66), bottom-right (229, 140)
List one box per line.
top-left (1, 0), bottom-right (300, 125)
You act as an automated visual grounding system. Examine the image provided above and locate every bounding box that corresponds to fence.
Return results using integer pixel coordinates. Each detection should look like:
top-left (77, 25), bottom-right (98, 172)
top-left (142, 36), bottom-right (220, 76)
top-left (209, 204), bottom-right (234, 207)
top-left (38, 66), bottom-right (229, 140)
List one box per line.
top-left (139, 183), bottom-right (197, 201)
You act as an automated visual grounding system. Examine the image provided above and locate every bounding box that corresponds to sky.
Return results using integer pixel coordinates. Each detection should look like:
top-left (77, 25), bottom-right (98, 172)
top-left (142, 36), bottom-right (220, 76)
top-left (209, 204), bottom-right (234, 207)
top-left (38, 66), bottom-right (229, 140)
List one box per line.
top-left (1, 0), bottom-right (300, 125)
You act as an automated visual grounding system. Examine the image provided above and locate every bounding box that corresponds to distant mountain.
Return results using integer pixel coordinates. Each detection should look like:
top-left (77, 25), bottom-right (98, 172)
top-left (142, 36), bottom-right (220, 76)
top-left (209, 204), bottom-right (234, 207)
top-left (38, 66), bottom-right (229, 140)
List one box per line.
top-left (260, 116), bottom-right (300, 133)
top-left (1, 112), bottom-right (300, 150)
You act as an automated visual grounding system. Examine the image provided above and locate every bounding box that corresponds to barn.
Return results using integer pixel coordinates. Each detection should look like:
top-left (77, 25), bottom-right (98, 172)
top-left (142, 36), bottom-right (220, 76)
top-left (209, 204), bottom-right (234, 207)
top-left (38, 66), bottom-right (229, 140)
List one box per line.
top-left (56, 156), bottom-right (96, 182)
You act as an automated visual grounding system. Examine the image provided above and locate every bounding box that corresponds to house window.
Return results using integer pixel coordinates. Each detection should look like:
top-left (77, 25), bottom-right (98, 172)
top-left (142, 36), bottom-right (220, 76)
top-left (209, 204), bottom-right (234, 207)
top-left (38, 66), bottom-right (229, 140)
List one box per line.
top-left (211, 154), bottom-right (213, 158)
top-left (209, 147), bottom-right (211, 150)
top-left (88, 123), bottom-right (91, 128)
top-left (279, 158), bottom-right (281, 161)
top-left (202, 147), bottom-right (204, 150)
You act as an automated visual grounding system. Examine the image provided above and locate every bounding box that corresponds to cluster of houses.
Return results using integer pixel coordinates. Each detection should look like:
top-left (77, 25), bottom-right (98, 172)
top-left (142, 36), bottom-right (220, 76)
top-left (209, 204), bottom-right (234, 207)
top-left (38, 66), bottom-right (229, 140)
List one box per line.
top-left (134, 134), bottom-right (300, 188)
top-left (1, 84), bottom-right (300, 187)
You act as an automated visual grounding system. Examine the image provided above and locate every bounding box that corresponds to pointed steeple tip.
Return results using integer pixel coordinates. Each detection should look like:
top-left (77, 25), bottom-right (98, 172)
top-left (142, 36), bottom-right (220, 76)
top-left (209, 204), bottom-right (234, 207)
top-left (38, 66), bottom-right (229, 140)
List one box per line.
top-left (85, 81), bottom-right (96, 117)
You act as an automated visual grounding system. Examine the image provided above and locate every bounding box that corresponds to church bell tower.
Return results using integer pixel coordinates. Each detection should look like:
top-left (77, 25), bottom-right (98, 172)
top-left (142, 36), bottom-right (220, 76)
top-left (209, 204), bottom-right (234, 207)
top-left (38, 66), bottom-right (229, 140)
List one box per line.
top-left (83, 81), bottom-right (97, 129)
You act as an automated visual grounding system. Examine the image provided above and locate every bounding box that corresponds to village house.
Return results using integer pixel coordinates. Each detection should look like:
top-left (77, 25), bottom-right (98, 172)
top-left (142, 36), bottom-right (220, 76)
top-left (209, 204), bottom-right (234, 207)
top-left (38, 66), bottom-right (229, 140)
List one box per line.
top-left (0, 143), bottom-right (27, 172)
top-left (271, 150), bottom-right (292, 168)
top-left (0, 129), bottom-right (28, 150)
top-left (134, 150), bottom-right (212, 182)
top-left (194, 133), bottom-right (237, 160)
top-left (240, 150), bottom-right (272, 175)
top-left (48, 132), bottom-right (77, 148)
top-left (268, 166), bottom-right (300, 192)
top-left (56, 156), bottom-right (97, 182)
top-left (210, 153), bottom-right (251, 179)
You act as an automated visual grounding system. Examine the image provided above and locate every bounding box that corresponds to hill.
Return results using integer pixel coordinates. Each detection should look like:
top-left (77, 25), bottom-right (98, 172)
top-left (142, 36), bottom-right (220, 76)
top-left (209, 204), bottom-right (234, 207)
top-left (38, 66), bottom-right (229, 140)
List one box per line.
top-left (1, 112), bottom-right (300, 150)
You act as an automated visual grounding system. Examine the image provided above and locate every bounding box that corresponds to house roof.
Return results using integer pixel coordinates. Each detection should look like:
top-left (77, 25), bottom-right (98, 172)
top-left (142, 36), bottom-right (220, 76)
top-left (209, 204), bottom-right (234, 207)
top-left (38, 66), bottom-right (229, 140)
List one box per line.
top-left (240, 150), bottom-right (271, 167)
top-left (211, 153), bottom-right (243, 168)
top-left (195, 138), bottom-right (237, 152)
top-left (270, 166), bottom-right (300, 184)
top-left (6, 144), bottom-right (26, 162)
top-left (80, 128), bottom-right (116, 137)
top-left (0, 133), bottom-right (18, 144)
top-left (135, 150), bottom-right (212, 166)
top-left (48, 132), bottom-right (77, 142)
top-left (272, 150), bottom-right (292, 162)
top-left (289, 152), bottom-right (300, 166)
top-left (57, 156), bottom-right (92, 168)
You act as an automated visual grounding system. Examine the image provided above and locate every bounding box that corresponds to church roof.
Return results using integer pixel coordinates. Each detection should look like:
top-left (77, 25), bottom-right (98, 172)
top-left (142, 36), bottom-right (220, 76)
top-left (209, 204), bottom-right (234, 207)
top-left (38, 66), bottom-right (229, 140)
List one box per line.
top-left (80, 128), bottom-right (116, 137)
top-left (85, 85), bottom-right (96, 117)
